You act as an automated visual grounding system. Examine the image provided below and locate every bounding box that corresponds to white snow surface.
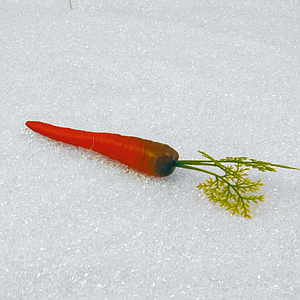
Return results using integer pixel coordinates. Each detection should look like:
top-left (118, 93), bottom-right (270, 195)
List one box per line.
top-left (1, 0), bottom-right (300, 299)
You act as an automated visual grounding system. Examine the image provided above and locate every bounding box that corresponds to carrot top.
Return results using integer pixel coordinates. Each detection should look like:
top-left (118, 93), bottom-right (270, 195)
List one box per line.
top-left (175, 152), bottom-right (299, 219)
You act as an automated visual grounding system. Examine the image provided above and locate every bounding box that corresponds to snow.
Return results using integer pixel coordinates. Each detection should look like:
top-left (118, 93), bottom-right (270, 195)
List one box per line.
top-left (1, 0), bottom-right (300, 299)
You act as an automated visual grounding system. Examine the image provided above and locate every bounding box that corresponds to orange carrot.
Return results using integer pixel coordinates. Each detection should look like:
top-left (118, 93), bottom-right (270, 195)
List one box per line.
top-left (26, 121), bottom-right (299, 218)
top-left (25, 121), bottom-right (179, 177)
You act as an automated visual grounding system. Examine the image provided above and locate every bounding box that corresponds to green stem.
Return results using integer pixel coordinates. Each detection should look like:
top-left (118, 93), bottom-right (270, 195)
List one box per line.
top-left (175, 160), bottom-right (235, 178)
top-left (174, 164), bottom-right (222, 177)
top-left (176, 160), bottom-right (217, 166)
top-left (176, 159), bottom-right (298, 170)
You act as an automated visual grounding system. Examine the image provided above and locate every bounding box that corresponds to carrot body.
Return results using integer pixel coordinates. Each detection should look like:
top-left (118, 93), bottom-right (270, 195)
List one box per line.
top-left (26, 121), bottom-right (179, 177)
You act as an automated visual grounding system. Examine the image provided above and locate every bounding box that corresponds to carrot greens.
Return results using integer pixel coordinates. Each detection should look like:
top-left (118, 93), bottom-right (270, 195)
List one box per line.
top-left (175, 151), bottom-right (299, 219)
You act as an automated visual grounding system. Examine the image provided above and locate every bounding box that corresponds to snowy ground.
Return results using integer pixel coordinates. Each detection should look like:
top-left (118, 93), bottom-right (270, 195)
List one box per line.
top-left (1, 0), bottom-right (300, 299)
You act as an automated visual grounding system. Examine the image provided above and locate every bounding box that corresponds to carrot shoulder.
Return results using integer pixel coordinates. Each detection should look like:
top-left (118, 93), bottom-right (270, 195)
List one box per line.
top-left (25, 121), bottom-right (179, 177)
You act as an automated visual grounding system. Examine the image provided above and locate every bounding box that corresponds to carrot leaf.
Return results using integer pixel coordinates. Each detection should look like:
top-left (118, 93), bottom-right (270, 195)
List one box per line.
top-left (174, 152), bottom-right (298, 219)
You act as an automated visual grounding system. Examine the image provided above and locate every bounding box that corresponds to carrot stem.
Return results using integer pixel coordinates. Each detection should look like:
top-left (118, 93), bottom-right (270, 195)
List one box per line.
top-left (175, 160), bottom-right (298, 171)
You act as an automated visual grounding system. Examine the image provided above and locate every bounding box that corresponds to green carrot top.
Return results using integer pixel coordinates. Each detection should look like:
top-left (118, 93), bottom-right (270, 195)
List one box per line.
top-left (174, 152), bottom-right (299, 219)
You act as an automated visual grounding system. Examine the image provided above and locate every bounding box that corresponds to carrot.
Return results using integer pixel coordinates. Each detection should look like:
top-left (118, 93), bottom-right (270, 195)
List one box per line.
top-left (25, 121), bottom-right (179, 177)
top-left (26, 120), bottom-right (298, 219)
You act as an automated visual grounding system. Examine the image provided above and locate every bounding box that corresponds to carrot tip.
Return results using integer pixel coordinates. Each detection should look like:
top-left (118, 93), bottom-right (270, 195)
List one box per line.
top-left (26, 121), bottom-right (38, 130)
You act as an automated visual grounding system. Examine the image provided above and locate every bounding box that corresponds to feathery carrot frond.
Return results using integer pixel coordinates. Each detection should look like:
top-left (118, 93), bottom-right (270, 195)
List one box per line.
top-left (175, 152), bottom-right (298, 219)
